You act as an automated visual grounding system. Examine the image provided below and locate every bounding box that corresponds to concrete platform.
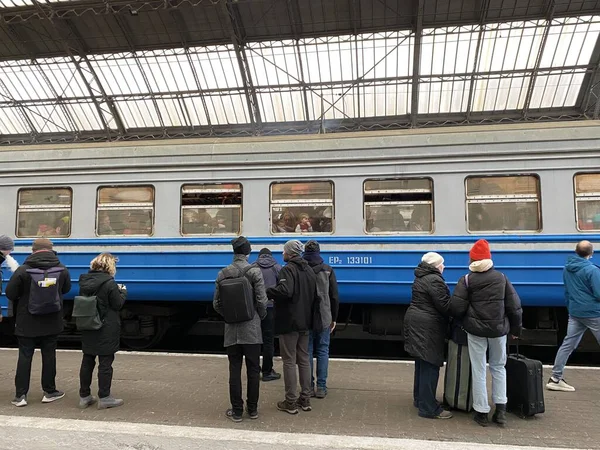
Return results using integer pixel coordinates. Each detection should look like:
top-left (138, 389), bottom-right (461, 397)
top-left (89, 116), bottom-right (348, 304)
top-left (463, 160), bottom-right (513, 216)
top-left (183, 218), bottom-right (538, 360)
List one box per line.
top-left (0, 349), bottom-right (597, 450)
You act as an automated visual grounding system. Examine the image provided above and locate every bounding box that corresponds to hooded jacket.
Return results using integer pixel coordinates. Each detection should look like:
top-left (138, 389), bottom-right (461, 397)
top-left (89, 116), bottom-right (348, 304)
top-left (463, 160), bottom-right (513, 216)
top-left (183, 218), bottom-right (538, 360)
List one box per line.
top-left (254, 254), bottom-right (282, 308)
top-left (563, 255), bottom-right (600, 318)
top-left (78, 270), bottom-right (127, 355)
top-left (6, 250), bottom-right (71, 337)
top-left (404, 262), bottom-right (451, 367)
top-left (267, 256), bottom-right (318, 335)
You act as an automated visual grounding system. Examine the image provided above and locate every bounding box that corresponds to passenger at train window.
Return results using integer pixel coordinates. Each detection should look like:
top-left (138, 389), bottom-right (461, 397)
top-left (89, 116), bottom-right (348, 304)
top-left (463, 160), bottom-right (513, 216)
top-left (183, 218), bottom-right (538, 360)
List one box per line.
top-left (404, 252), bottom-right (452, 420)
top-left (273, 218), bottom-right (287, 233)
top-left (282, 211), bottom-right (297, 232)
top-left (408, 205), bottom-right (432, 232)
top-left (98, 213), bottom-right (116, 235)
top-left (295, 213), bottom-right (313, 233)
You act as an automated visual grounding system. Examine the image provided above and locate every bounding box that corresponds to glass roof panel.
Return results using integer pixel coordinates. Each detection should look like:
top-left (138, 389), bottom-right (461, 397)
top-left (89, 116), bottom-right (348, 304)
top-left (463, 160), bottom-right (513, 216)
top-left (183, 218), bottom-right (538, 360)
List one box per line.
top-left (203, 93), bottom-right (249, 125)
top-left (0, 0), bottom-right (79, 5)
top-left (115, 99), bottom-right (163, 129)
top-left (540, 17), bottom-right (600, 68)
top-left (421, 25), bottom-right (478, 76)
top-left (90, 54), bottom-right (147, 96)
top-left (419, 78), bottom-right (470, 114)
top-left (27, 104), bottom-right (75, 133)
top-left (360, 83), bottom-right (411, 117)
top-left (182, 97), bottom-right (210, 126)
top-left (67, 102), bottom-right (105, 130)
top-left (137, 50), bottom-right (198, 93)
top-left (0, 106), bottom-right (30, 134)
top-left (188, 45), bottom-right (243, 90)
top-left (471, 75), bottom-right (530, 111)
top-left (247, 41), bottom-right (302, 87)
top-left (258, 90), bottom-right (306, 122)
top-left (529, 70), bottom-right (587, 108)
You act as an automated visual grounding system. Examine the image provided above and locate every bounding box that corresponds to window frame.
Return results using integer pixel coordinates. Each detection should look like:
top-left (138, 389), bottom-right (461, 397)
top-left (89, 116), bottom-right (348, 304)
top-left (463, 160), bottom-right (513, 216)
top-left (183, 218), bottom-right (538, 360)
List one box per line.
top-left (179, 182), bottom-right (243, 236)
top-left (465, 174), bottom-right (542, 234)
top-left (95, 185), bottom-right (156, 237)
top-left (574, 172), bottom-right (600, 232)
top-left (269, 180), bottom-right (335, 235)
top-left (15, 187), bottom-right (73, 238)
top-left (363, 177), bottom-right (435, 235)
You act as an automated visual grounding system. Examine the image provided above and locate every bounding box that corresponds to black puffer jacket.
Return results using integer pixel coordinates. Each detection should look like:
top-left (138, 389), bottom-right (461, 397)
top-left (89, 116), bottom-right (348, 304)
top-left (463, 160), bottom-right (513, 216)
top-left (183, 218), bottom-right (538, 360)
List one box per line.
top-left (450, 268), bottom-right (522, 338)
top-left (267, 256), bottom-right (318, 335)
top-left (78, 271), bottom-right (127, 355)
top-left (404, 262), bottom-right (451, 367)
top-left (6, 250), bottom-right (71, 337)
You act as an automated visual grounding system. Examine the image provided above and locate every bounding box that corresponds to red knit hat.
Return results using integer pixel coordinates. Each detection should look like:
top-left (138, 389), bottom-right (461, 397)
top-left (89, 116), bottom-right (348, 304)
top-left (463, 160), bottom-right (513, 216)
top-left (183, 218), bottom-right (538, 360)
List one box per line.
top-left (469, 239), bottom-right (491, 261)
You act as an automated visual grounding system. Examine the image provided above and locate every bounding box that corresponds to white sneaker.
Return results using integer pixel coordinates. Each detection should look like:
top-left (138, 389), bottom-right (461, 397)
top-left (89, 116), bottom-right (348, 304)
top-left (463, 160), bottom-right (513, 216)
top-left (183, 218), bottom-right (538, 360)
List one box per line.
top-left (11, 395), bottom-right (27, 407)
top-left (546, 377), bottom-right (575, 392)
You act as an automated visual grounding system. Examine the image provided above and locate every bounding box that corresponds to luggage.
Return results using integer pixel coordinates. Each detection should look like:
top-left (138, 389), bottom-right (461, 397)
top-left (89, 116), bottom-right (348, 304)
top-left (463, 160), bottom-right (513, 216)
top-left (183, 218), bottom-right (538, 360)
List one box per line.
top-left (72, 280), bottom-right (111, 331)
top-left (26, 267), bottom-right (64, 315)
top-left (218, 265), bottom-right (255, 323)
top-left (443, 339), bottom-right (473, 412)
top-left (506, 346), bottom-right (545, 418)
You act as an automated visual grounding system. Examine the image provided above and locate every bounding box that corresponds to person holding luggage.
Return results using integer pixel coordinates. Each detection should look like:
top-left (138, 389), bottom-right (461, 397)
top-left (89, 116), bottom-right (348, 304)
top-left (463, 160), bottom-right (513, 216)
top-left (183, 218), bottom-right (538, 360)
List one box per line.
top-left (547, 240), bottom-right (600, 392)
top-left (404, 252), bottom-right (453, 419)
top-left (78, 253), bottom-right (127, 410)
top-left (213, 236), bottom-right (268, 422)
top-left (450, 239), bottom-right (522, 427)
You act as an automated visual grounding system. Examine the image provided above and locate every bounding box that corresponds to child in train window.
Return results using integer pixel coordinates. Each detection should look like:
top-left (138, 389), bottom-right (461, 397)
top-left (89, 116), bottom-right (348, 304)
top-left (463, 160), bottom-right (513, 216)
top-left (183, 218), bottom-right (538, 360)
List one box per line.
top-left (98, 212), bottom-right (116, 235)
top-left (295, 213), bottom-right (313, 232)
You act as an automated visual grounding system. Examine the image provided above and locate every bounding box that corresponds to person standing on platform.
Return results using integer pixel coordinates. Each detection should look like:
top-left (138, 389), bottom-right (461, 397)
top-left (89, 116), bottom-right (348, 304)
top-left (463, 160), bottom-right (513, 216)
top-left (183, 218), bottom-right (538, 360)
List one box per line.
top-left (302, 240), bottom-right (339, 399)
top-left (6, 238), bottom-right (71, 407)
top-left (404, 252), bottom-right (453, 419)
top-left (213, 237), bottom-right (268, 422)
top-left (253, 247), bottom-right (282, 382)
top-left (450, 239), bottom-right (522, 427)
top-left (0, 235), bottom-right (19, 322)
top-left (267, 240), bottom-right (318, 415)
top-left (547, 240), bottom-right (600, 392)
top-left (77, 253), bottom-right (127, 410)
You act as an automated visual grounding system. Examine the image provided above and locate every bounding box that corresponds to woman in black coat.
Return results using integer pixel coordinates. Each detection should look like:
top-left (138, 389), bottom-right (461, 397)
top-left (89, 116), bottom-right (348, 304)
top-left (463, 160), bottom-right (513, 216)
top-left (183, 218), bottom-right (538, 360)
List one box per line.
top-left (78, 253), bottom-right (127, 410)
top-left (404, 252), bottom-right (452, 419)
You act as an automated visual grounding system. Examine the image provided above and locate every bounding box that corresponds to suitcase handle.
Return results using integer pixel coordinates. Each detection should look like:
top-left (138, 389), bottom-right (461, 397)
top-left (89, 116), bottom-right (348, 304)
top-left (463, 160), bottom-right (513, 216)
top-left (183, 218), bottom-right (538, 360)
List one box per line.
top-left (508, 336), bottom-right (521, 359)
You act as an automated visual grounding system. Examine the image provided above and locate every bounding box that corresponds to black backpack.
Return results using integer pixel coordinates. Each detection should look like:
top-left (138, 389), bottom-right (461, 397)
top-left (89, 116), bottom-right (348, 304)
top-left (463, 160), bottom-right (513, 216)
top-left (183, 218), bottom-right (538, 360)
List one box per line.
top-left (25, 266), bottom-right (64, 315)
top-left (218, 265), bottom-right (255, 324)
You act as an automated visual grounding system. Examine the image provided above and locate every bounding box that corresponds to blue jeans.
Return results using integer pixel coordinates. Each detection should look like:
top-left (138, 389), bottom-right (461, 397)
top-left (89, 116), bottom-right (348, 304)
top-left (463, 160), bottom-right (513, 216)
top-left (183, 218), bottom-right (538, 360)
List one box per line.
top-left (413, 358), bottom-right (442, 418)
top-left (552, 316), bottom-right (600, 380)
top-left (308, 328), bottom-right (331, 390)
top-left (467, 333), bottom-right (507, 414)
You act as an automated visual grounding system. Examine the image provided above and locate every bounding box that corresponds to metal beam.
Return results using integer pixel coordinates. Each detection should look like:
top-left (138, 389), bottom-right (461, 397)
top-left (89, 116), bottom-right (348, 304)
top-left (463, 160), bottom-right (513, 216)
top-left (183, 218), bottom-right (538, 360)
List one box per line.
top-left (0, 78), bottom-right (38, 138)
top-left (578, 33), bottom-right (600, 117)
top-left (222, 0), bottom-right (262, 133)
top-left (522, 0), bottom-right (556, 117)
top-left (465, 0), bottom-right (490, 119)
top-left (287, 0), bottom-right (311, 123)
top-left (411, 0), bottom-right (424, 127)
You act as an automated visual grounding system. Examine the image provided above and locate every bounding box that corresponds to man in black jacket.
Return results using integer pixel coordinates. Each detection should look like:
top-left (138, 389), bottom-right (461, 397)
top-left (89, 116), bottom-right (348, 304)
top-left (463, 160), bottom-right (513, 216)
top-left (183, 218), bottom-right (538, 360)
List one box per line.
top-left (6, 238), bottom-right (72, 407)
top-left (267, 240), bottom-right (318, 415)
top-left (450, 239), bottom-right (522, 427)
top-left (302, 240), bottom-right (339, 399)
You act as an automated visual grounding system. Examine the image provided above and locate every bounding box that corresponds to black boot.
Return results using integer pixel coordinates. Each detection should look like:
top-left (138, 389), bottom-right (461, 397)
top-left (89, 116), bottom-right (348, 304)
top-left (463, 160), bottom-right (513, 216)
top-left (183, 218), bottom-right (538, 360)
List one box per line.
top-left (474, 411), bottom-right (489, 427)
top-left (492, 404), bottom-right (507, 426)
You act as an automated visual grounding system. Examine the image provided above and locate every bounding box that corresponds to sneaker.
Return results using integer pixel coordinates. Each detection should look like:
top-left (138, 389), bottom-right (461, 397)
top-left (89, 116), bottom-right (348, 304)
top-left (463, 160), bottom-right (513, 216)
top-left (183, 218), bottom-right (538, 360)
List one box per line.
top-left (246, 408), bottom-right (258, 420)
top-left (11, 395), bottom-right (27, 407)
top-left (42, 390), bottom-right (65, 403)
top-left (262, 371), bottom-right (281, 382)
top-left (298, 397), bottom-right (312, 411)
top-left (226, 409), bottom-right (242, 423)
top-left (474, 411), bottom-right (489, 427)
top-left (78, 395), bottom-right (97, 410)
top-left (277, 400), bottom-right (298, 415)
top-left (434, 410), bottom-right (453, 419)
top-left (97, 396), bottom-right (124, 410)
top-left (546, 377), bottom-right (575, 392)
top-left (309, 388), bottom-right (316, 398)
top-left (315, 387), bottom-right (327, 399)
top-left (492, 404), bottom-right (507, 426)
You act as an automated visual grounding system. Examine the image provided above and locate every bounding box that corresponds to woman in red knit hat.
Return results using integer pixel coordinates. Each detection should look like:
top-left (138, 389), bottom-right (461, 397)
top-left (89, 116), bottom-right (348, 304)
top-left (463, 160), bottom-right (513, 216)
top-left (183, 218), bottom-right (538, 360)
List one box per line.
top-left (450, 239), bottom-right (523, 427)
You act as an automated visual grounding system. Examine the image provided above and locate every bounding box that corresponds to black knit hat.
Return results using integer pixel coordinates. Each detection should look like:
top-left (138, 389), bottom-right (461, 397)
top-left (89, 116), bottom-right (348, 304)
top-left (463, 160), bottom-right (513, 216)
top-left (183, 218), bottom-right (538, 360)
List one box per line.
top-left (231, 236), bottom-right (251, 255)
top-left (259, 248), bottom-right (272, 256)
top-left (304, 240), bottom-right (320, 253)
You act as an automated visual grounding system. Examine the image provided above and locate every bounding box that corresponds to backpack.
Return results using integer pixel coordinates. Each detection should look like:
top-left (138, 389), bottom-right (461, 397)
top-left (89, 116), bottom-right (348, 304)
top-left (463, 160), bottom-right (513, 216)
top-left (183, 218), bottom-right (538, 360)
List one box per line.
top-left (218, 265), bottom-right (255, 324)
top-left (72, 279), bottom-right (111, 331)
top-left (25, 266), bottom-right (64, 315)
top-left (312, 266), bottom-right (332, 332)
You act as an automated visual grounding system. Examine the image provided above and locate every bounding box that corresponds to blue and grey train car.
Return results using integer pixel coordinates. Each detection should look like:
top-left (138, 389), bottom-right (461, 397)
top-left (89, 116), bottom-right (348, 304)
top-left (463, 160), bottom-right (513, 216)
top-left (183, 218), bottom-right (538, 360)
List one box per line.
top-left (1, 121), bottom-right (600, 349)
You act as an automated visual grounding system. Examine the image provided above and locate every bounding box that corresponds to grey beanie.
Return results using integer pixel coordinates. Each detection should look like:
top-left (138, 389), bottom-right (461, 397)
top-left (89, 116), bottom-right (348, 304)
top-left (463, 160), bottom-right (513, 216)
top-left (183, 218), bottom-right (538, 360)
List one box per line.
top-left (0, 235), bottom-right (14, 252)
top-left (284, 240), bottom-right (304, 257)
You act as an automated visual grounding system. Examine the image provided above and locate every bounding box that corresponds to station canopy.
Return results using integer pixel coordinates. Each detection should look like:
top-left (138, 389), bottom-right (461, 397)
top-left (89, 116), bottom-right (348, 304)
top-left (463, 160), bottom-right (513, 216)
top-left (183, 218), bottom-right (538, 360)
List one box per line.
top-left (1, 0), bottom-right (600, 144)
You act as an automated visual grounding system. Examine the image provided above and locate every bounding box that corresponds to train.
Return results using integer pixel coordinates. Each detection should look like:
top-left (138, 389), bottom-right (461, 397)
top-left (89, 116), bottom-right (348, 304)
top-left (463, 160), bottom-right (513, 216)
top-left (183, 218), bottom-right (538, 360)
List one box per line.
top-left (1, 120), bottom-right (600, 350)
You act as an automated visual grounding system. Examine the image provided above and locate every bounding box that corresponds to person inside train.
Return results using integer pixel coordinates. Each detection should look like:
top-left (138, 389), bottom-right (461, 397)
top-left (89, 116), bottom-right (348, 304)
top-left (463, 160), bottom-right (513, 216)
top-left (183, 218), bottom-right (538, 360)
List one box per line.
top-left (404, 252), bottom-right (453, 419)
top-left (6, 238), bottom-right (71, 407)
top-left (78, 253), bottom-right (127, 410)
top-left (213, 237), bottom-right (268, 422)
top-left (282, 211), bottom-right (297, 232)
top-left (469, 204), bottom-right (492, 232)
top-left (546, 240), bottom-right (600, 392)
top-left (450, 239), bottom-right (522, 427)
top-left (98, 212), bottom-right (116, 235)
top-left (295, 213), bottom-right (313, 233)
top-left (408, 205), bottom-right (431, 232)
top-left (273, 217), bottom-right (287, 233)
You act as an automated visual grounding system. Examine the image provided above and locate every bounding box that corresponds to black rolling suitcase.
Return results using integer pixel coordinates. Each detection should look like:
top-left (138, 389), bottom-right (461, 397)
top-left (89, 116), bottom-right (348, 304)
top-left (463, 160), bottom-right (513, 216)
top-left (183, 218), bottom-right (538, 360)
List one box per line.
top-left (443, 339), bottom-right (473, 412)
top-left (506, 342), bottom-right (545, 418)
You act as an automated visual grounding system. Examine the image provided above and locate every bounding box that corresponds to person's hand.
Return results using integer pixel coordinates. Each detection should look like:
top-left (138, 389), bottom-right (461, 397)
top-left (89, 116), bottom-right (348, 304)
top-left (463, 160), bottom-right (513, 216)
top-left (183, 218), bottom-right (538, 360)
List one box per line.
top-left (330, 322), bottom-right (336, 333)
top-left (511, 335), bottom-right (519, 340)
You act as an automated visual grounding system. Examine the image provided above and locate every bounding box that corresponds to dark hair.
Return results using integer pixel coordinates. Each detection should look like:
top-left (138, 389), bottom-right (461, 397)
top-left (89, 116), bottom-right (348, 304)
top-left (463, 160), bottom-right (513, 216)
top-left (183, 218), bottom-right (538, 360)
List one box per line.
top-left (575, 240), bottom-right (593, 258)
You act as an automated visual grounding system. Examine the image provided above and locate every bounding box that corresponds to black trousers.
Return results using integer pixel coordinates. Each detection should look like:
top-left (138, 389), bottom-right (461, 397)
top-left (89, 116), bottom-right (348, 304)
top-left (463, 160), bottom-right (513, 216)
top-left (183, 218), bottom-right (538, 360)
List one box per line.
top-left (413, 358), bottom-right (442, 418)
top-left (227, 343), bottom-right (261, 415)
top-left (79, 353), bottom-right (115, 399)
top-left (15, 335), bottom-right (59, 397)
top-left (261, 308), bottom-right (275, 375)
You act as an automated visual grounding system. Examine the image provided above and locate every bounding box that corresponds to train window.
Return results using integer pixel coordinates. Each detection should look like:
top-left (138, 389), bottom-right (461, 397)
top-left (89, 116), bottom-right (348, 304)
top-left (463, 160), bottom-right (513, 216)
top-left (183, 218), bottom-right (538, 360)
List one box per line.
top-left (16, 188), bottom-right (72, 238)
top-left (364, 178), bottom-right (433, 233)
top-left (181, 183), bottom-right (242, 235)
top-left (270, 181), bottom-right (334, 234)
top-left (96, 186), bottom-right (154, 236)
top-left (466, 175), bottom-right (541, 232)
top-left (574, 173), bottom-right (600, 231)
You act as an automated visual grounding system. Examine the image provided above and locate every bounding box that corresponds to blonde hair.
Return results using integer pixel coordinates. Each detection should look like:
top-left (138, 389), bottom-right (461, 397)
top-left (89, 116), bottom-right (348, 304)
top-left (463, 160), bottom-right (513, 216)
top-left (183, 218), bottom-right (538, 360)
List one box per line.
top-left (90, 252), bottom-right (118, 276)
